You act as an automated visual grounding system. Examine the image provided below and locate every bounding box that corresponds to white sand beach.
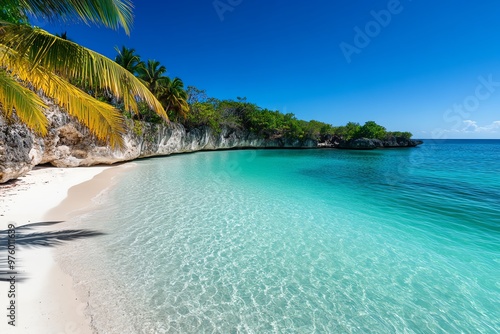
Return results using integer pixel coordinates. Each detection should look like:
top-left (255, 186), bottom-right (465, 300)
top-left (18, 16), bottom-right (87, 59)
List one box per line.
top-left (0, 165), bottom-right (128, 334)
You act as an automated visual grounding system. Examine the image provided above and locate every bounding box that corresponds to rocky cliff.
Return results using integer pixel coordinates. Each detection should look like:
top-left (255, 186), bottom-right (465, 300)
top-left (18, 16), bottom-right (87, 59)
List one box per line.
top-left (0, 109), bottom-right (316, 183)
top-left (319, 135), bottom-right (423, 150)
top-left (0, 106), bottom-right (423, 183)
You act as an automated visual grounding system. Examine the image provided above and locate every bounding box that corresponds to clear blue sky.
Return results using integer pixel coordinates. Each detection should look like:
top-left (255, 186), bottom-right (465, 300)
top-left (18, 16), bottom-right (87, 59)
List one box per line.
top-left (37, 0), bottom-right (500, 138)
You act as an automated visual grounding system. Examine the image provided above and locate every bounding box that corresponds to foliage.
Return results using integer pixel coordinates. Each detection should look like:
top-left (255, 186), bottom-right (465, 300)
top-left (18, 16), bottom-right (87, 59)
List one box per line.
top-left (0, 0), bottom-right (411, 149)
top-left (1, 1), bottom-right (28, 24)
top-left (187, 86), bottom-right (208, 105)
top-left (127, 55), bottom-right (189, 122)
top-left (357, 121), bottom-right (387, 140)
top-left (0, 0), bottom-right (167, 148)
top-left (159, 77), bottom-right (189, 122)
top-left (185, 96), bottom-right (318, 140)
top-left (16, 0), bottom-right (134, 34)
top-left (298, 120), bottom-right (336, 140)
top-left (186, 101), bottom-right (222, 133)
top-left (334, 122), bottom-right (361, 141)
top-left (387, 131), bottom-right (413, 140)
top-left (132, 120), bottom-right (143, 136)
top-left (137, 102), bottom-right (163, 123)
top-left (115, 46), bottom-right (142, 74)
top-left (0, 68), bottom-right (48, 134)
top-left (183, 88), bottom-right (413, 143)
top-left (137, 59), bottom-right (166, 95)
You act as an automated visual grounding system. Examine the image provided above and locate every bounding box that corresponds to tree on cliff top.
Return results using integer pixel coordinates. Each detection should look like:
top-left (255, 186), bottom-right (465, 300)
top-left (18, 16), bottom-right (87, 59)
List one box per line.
top-left (0, 0), bottom-right (167, 148)
top-left (158, 77), bottom-right (189, 122)
top-left (357, 121), bottom-right (387, 140)
top-left (115, 46), bottom-right (143, 75)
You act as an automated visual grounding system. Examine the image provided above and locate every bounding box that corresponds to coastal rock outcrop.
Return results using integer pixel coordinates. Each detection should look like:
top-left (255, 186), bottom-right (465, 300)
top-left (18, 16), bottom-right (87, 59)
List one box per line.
top-left (0, 119), bottom-right (34, 183)
top-left (320, 135), bottom-right (423, 150)
top-left (382, 136), bottom-right (424, 148)
top-left (0, 106), bottom-right (422, 183)
top-left (0, 109), bottom-right (316, 183)
top-left (338, 138), bottom-right (383, 150)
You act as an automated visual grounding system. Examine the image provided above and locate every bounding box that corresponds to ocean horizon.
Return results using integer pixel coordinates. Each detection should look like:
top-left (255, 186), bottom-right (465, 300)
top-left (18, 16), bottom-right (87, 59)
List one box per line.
top-left (57, 139), bottom-right (500, 333)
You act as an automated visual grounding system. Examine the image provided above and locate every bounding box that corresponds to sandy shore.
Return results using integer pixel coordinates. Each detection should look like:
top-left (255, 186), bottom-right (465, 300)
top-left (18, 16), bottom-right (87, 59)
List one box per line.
top-left (0, 164), bottom-right (130, 333)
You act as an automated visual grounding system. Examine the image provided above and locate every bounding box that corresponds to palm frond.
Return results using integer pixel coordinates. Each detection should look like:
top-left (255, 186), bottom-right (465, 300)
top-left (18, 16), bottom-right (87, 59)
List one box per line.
top-left (114, 45), bottom-right (141, 74)
top-left (1, 24), bottom-right (167, 121)
top-left (0, 68), bottom-right (48, 135)
top-left (45, 74), bottom-right (126, 148)
top-left (17, 0), bottom-right (134, 34)
top-left (157, 77), bottom-right (190, 121)
top-left (1, 46), bottom-right (126, 147)
top-left (136, 59), bottom-right (167, 94)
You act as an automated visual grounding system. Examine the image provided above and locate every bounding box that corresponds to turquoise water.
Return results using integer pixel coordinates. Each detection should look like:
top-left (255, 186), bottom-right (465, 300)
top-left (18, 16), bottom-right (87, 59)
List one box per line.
top-left (63, 140), bottom-right (500, 333)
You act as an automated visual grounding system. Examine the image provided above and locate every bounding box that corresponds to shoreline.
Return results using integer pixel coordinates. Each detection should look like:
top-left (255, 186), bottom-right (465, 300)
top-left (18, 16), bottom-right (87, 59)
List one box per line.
top-left (0, 164), bottom-right (130, 333)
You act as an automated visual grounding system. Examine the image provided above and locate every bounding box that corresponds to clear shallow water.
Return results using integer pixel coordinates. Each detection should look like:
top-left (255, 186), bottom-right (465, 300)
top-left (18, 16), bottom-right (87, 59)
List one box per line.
top-left (61, 140), bottom-right (500, 333)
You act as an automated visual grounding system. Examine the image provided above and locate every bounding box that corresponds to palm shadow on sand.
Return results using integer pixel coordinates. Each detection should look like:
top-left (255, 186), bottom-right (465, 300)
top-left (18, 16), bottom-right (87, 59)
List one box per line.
top-left (0, 221), bottom-right (104, 281)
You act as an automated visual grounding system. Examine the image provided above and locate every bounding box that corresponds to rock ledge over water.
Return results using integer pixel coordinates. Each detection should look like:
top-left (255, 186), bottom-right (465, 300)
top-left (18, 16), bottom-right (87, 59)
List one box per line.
top-left (0, 108), bottom-right (422, 183)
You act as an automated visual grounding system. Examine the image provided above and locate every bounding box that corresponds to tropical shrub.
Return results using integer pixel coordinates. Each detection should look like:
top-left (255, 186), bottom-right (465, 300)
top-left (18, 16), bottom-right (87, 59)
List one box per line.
top-left (357, 121), bottom-right (387, 140)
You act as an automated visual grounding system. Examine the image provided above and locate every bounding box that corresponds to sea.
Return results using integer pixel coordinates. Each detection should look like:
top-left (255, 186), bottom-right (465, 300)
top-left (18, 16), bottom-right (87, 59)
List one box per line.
top-left (58, 139), bottom-right (500, 333)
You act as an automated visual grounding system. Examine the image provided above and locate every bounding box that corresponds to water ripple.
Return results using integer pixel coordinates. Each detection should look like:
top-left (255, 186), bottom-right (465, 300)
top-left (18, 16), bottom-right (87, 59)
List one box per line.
top-left (57, 144), bottom-right (500, 333)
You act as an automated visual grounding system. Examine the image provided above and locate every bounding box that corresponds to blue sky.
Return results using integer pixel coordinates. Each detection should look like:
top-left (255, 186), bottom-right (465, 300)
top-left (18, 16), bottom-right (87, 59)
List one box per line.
top-left (37, 0), bottom-right (500, 138)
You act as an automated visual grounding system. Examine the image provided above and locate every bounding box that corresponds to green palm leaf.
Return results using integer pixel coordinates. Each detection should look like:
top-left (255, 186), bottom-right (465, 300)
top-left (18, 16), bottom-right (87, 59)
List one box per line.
top-left (158, 77), bottom-right (189, 121)
top-left (45, 73), bottom-right (127, 148)
top-left (1, 47), bottom-right (126, 148)
top-left (0, 1), bottom-right (145, 149)
top-left (17, 0), bottom-right (133, 34)
top-left (0, 68), bottom-right (48, 135)
top-left (1, 23), bottom-right (167, 120)
top-left (115, 45), bottom-right (142, 74)
top-left (136, 59), bottom-right (167, 95)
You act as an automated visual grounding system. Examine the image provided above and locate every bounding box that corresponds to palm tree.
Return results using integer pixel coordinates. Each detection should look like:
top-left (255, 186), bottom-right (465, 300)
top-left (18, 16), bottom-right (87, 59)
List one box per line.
top-left (0, 0), bottom-right (167, 148)
top-left (12, 0), bottom-right (134, 34)
top-left (136, 59), bottom-right (167, 95)
top-left (115, 46), bottom-right (142, 75)
top-left (158, 77), bottom-right (189, 122)
top-left (55, 31), bottom-right (69, 40)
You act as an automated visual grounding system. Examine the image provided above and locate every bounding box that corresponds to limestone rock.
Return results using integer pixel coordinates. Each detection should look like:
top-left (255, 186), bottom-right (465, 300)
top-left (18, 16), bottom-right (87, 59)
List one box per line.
top-left (0, 120), bottom-right (34, 183)
top-left (339, 138), bottom-right (379, 150)
top-left (0, 104), bottom-right (421, 183)
top-left (382, 136), bottom-right (423, 147)
top-left (0, 108), bottom-right (317, 183)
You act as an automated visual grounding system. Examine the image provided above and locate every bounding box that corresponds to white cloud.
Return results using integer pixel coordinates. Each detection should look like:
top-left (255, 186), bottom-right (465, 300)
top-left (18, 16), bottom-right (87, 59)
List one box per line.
top-left (462, 120), bottom-right (478, 131)
top-left (462, 120), bottom-right (500, 133)
top-left (431, 120), bottom-right (500, 139)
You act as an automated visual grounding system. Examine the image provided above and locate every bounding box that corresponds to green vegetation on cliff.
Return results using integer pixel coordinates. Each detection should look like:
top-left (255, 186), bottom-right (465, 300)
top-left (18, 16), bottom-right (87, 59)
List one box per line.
top-left (0, 0), bottom-right (166, 148)
top-left (1, 0), bottom-right (412, 147)
top-left (182, 87), bottom-right (412, 141)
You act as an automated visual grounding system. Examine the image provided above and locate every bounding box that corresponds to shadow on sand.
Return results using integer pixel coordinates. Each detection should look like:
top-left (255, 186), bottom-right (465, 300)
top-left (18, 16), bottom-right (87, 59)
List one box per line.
top-left (0, 221), bottom-right (104, 281)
